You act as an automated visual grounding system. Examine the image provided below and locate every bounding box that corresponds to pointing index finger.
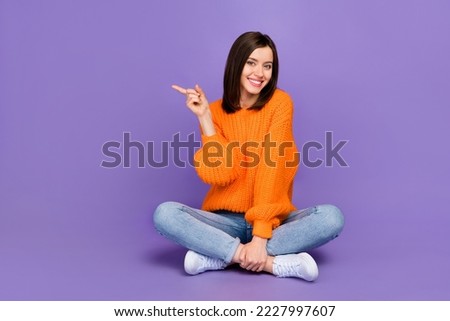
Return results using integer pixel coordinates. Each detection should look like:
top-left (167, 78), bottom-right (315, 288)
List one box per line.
top-left (171, 84), bottom-right (187, 95)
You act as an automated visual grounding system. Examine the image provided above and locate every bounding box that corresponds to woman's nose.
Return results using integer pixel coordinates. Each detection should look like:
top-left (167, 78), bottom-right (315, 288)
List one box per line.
top-left (253, 65), bottom-right (263, 77)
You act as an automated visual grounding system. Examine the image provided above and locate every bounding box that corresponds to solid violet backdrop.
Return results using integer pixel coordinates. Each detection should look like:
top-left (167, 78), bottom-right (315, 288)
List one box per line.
top-left (1, 0), bottom-right (449, 300)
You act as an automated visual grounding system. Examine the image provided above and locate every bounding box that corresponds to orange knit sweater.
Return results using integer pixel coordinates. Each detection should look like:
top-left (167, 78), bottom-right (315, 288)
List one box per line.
top-left (193, 89), bottom-right (299, 239)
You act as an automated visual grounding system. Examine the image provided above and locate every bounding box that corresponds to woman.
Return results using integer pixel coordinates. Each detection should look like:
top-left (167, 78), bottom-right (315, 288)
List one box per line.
top-left (153, 31), bottom-right (344, 281)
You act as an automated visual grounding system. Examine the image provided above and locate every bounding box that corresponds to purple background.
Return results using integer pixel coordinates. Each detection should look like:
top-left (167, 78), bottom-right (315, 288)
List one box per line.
top-left (1, 0), bottom-right (449, 300)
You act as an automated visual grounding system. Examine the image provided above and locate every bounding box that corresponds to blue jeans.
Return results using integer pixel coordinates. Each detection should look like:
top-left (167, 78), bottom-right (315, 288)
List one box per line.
top-left (153, 201), bottom-right (344, 264)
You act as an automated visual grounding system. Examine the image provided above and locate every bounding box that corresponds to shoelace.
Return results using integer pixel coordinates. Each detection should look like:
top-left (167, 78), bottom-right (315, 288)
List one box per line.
top-left (203, 255), bottom-right (226, 269)
top-left (279, 260), bottom-right (302, 277)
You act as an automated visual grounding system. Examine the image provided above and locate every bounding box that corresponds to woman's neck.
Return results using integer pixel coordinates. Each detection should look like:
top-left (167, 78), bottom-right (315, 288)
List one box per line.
top-left (240, 93), bottom-right (258, 109)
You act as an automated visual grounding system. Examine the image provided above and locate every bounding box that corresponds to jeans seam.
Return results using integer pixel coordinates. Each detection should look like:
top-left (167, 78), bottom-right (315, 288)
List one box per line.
top-left (181, 205), bottom-right (243, 230)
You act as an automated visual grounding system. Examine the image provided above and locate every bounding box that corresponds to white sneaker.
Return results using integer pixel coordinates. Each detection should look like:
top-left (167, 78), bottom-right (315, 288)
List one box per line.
top-left (273, 252), bottom-right (319, 281)
top-left (184, 250), bottom-right (227, 275)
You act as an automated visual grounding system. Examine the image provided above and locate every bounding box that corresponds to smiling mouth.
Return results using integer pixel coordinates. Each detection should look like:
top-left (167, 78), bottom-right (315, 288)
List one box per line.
top-left (248, 78), bottom-right (264, 87)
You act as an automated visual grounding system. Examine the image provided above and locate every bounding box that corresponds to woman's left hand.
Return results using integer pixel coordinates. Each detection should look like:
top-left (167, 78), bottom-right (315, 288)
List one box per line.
top-left (239, 236), bottom-right (268, 272)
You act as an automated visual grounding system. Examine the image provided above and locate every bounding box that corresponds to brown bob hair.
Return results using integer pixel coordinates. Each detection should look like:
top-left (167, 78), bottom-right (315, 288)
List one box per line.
top-left (222, 31), bottom-right (279, 113)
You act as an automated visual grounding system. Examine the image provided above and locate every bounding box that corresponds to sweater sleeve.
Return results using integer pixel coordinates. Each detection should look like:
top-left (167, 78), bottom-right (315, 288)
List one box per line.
top-left (244, 96), bottom-right (299, 238)
top-left (193, 113), bottom-right (241, 186)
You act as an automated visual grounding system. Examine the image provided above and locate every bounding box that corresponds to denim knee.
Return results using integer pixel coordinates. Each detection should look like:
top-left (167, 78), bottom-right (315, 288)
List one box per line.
top-left (316, 204), bottom-right (345, 237)
top-left (153, 201), bottom-right (182, 234)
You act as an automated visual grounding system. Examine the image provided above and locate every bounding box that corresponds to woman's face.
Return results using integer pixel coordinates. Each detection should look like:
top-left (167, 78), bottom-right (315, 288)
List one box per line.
top-left (240, 46), bottom-right (273, 101)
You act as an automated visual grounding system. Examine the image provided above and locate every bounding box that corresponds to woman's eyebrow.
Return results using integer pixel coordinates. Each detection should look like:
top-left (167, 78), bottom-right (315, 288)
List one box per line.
top-left (248, 57), bottom-right (273, 64)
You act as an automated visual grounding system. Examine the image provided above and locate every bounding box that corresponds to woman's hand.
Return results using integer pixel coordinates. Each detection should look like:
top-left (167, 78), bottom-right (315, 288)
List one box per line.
top-left (172, 84), bottom-right (210, 117)
top-left (239, 236), bottom-right (268, 272)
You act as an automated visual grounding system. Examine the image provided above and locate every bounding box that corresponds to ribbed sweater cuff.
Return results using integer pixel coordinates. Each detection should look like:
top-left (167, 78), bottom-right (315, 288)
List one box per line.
top-left (252, 220), bottom-right (273, 239)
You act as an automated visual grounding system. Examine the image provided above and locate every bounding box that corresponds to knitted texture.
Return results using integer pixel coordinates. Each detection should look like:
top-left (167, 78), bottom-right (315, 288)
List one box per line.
top-left (194, 89), bottom-right (299, 238)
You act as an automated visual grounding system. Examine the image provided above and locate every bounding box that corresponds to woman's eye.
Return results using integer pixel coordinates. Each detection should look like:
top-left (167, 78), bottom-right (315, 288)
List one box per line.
top-left (247, 61), bottom-right (255, 66)
top-left (264, 65), bottom-right (272, 70)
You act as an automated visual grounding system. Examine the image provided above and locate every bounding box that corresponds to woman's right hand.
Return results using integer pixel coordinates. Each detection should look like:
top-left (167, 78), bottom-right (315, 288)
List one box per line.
top-left (172, 84), bottom-right (210, 117)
